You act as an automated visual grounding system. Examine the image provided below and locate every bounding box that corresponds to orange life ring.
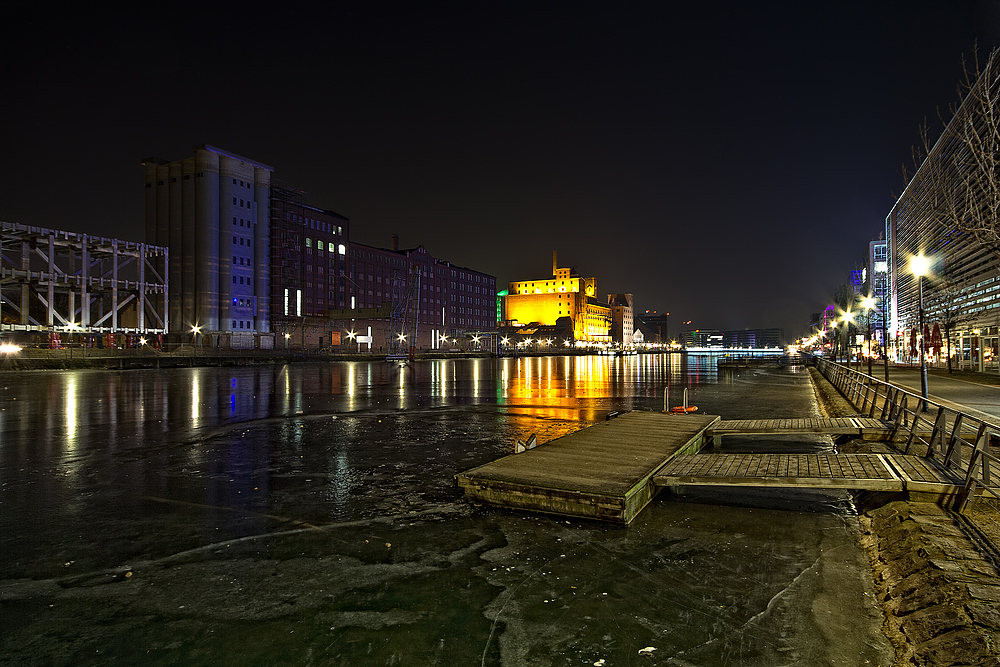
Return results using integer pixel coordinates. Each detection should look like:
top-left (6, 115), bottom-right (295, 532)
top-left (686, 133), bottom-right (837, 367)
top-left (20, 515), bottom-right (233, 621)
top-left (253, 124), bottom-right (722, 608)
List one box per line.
top-left (670, 405), bottom-right (699, 413)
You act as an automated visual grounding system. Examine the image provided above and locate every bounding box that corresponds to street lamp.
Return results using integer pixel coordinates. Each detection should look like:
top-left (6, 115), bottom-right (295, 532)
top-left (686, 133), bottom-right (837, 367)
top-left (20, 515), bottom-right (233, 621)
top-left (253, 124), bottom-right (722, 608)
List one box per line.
top-left (347, 330), bottom-right (356, 354)
top-left (190, 325), bottom-right (201, 363)
top-left (860, 295), bottom-right (876, 376)
top-left (910, 254), bottom-right (930, 410)
top-left (840, 311), bottom-right (854, 366)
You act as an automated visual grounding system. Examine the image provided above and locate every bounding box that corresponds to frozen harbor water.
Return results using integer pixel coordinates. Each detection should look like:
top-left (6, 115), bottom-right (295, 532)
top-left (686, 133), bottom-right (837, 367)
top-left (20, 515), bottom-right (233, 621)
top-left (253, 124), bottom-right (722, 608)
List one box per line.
top-left (0, 355), bottom-right (893, 665)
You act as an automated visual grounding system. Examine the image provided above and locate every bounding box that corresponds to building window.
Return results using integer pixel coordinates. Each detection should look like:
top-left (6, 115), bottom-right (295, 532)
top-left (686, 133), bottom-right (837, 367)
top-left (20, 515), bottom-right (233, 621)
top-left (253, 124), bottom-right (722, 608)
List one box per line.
top-left (233, 197), bottom-right (237, 205)
top-left (306, 238), bottom-right (312, 248)
top-left (233, 319), bottom-right (237, 328)
top-left (233, 276), bottom-right (237, 284)
top-left (233, 236), bottom-right (237, 244)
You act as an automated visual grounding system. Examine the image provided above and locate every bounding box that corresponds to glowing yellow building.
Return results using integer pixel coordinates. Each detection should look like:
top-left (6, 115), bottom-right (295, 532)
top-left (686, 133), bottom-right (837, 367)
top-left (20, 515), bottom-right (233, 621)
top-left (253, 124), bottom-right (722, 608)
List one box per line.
top-left (505, 252), bottom-right (612, 342)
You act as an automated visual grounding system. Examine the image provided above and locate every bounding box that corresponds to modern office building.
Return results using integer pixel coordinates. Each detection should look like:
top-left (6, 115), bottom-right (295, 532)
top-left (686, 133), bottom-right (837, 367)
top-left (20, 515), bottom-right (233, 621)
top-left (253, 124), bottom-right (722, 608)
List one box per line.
top-left (504, 252), bottom-right (612, 342)
top-left (142, 145), bottom-right (273, 335)
top-left (886, 50), bottom-right (1000, 370)
top-left (865, 239), bottom-right (889, 345)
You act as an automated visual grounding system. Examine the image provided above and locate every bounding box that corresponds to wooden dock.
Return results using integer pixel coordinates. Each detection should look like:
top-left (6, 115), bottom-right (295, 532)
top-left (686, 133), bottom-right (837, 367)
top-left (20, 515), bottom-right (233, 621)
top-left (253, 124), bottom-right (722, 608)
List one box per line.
top-left (456, 412), bottom-right (719, 524)
top-left (653, 452), bottom-right (965, 495)
top-left (707, 417), bottom-right (892, 446)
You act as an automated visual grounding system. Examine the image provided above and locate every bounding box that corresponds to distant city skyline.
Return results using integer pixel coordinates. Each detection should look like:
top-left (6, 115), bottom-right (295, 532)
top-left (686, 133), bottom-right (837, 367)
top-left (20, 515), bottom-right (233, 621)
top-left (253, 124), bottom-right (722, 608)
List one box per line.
top-left (2, 3), bottom-right (998, 338)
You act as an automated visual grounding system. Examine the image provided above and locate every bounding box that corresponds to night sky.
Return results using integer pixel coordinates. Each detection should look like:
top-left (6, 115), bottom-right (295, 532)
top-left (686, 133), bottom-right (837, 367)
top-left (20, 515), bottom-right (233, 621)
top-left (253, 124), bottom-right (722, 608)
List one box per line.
top-left (3, 3), bottom-right (998, 340)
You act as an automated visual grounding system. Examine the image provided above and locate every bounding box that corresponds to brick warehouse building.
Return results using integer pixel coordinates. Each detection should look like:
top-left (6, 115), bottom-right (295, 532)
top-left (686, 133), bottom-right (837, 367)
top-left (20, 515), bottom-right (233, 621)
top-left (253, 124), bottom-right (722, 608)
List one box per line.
top-left (331, 236), bottom-right (497, 353)
top-left (144, 145), bottom-right (496, 352)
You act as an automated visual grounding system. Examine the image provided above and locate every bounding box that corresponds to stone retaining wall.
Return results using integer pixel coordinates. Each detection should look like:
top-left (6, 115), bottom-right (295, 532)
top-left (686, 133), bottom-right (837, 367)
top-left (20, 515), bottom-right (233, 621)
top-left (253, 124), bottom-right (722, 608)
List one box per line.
top-left (861, 501), bottom-right (1000, 666)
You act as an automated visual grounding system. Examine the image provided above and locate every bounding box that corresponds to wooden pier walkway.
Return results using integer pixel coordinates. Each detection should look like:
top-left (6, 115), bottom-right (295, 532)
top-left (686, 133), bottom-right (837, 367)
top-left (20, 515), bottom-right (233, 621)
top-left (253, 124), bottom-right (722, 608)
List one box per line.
top-left (653, 452), bottom-right (965, 494)
top-left (456, 412), bottom-right (719, 524)
top-left (457, 412), bottom-right (977, 524)
top-left (708, 417), bottom-right (892, 445)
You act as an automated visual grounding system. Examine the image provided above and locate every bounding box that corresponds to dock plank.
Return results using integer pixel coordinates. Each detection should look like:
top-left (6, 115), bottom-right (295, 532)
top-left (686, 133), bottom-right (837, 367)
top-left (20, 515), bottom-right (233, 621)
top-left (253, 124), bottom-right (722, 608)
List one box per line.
top-left (708, 417), bottom-right (892, 442)
top-left (654, 452), bottom-right (954, 494)
top-left (456, 412), bottom-right (720, 524)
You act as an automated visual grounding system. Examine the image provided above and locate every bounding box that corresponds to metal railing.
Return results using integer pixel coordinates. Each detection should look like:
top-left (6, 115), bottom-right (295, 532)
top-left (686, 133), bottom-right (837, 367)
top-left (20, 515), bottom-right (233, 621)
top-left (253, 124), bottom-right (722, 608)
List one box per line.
top-left (814, 356), bottom-right (998, 511)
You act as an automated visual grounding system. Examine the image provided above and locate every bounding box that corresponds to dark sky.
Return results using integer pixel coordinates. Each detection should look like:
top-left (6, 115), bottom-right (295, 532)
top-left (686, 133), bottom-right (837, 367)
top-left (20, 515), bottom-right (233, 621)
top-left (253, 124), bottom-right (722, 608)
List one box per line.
top-left (3, 2), bottom-right (998, 339)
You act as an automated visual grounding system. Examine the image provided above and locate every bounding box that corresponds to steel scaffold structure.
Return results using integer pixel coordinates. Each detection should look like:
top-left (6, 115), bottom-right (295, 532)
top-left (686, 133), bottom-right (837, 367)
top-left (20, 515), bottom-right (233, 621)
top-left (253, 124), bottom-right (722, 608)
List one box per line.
top-left (0, 221), bottom-right (168, 333)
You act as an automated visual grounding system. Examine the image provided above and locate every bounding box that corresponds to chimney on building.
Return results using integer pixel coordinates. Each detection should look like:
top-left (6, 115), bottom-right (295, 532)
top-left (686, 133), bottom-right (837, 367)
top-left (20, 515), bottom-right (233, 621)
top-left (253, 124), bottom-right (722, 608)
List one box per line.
top-left (552, 250), bottom-right (557, 276)
top-left (391, 234), bottom-right (399, 251)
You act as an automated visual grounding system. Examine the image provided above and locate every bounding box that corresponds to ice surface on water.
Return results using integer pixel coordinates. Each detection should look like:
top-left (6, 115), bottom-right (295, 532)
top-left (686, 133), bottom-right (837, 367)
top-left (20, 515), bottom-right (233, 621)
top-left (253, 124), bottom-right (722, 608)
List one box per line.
top-left (0, 356), bottom-right (892, 665)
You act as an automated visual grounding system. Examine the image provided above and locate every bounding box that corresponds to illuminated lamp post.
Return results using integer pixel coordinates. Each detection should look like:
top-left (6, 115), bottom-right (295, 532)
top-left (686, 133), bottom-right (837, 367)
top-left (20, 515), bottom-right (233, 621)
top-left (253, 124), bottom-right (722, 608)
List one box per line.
top-left (190, 325), bottom-right (201, 364)
top-left (283, 332), bottom-right (291, 350)
top-left (347, 330), bottom-right (356, 354)
top-left (881, 291), bottom-right (890, 383)
top-left (860, 295), bottom-right (876, 377)
top-left (910, 255), bottom-right (930, 410)
top-left (840, 311), bottom-right (854, 366)
top-left (67, 322), bottom-right (79, 360)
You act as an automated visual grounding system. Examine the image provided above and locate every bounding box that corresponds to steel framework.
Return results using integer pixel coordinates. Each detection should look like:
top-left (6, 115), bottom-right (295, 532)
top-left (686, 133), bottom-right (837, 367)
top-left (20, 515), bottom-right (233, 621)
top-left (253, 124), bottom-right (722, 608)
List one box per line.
top-left (0, 221), bottom-right (168, 333)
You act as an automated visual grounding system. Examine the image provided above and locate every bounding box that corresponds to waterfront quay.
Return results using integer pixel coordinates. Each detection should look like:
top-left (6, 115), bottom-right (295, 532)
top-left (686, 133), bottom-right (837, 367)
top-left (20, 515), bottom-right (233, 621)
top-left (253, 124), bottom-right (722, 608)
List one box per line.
top-left (0, 353), bottom-right (942, 665)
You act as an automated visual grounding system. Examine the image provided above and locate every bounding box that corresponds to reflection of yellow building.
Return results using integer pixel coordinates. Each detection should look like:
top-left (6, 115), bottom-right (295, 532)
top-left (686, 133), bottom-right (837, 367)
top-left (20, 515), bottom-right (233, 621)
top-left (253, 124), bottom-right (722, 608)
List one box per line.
top-left (505, 252), bottom-right (612, 342)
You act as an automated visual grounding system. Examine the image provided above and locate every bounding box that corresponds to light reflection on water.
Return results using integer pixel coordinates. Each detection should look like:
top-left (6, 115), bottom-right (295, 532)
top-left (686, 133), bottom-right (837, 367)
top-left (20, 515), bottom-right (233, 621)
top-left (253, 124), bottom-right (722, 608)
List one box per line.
top-left (0, 353), bottom-right (730, 460)
top-left (0, 354), bottom-right (892, 666)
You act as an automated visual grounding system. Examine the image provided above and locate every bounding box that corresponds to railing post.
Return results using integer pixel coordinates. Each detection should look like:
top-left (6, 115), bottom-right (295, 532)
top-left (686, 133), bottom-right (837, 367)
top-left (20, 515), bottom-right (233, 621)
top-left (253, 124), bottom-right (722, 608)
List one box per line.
top-left (881, 386), bottom-right (896, 421)
top-left (891, 394), bottom-right (908, 443)
top-left (904, 402), bottom-right (923, 455)
top-left (944, 414), bottom-right (965, 468)
top-left (929, 407), bottom-right (948, 459)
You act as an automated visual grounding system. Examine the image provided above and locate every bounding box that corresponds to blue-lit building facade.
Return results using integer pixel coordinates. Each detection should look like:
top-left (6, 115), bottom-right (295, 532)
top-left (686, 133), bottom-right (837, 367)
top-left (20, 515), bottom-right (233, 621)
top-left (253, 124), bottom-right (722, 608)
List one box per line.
top-left (143, 145), bottom-right (273, 336)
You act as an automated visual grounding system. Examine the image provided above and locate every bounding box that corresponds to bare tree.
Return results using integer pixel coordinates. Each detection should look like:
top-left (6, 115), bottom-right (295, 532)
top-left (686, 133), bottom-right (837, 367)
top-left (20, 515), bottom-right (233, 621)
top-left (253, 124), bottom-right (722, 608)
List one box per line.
top-left (913, 46), bottom-right (1000, 260)
top-left (832, 283), bottom-right (858, 362)
top-left (924, 271), bottom-right (977, 373)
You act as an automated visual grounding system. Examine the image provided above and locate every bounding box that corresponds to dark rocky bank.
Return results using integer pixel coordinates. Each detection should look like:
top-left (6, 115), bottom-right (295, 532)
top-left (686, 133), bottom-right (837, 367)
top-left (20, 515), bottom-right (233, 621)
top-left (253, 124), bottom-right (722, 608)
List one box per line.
top-left (809, 367), bottom-right (1000, 666)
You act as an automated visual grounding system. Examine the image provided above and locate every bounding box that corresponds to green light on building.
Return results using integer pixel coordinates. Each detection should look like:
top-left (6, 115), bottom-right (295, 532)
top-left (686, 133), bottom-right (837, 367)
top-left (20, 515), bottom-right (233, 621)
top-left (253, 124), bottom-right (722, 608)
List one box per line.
top-left (496, 290), bottom-right (508, 324)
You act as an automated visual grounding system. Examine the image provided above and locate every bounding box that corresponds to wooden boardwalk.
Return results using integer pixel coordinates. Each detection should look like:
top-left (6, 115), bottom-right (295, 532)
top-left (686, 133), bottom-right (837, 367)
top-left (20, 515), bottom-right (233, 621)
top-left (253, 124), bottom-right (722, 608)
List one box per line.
top-left (654, 453), bottom-right (965, 494)
top-left (456, 412), bottom-right (719, 524)
top-left (708, 417), bottom-right (892, 445)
